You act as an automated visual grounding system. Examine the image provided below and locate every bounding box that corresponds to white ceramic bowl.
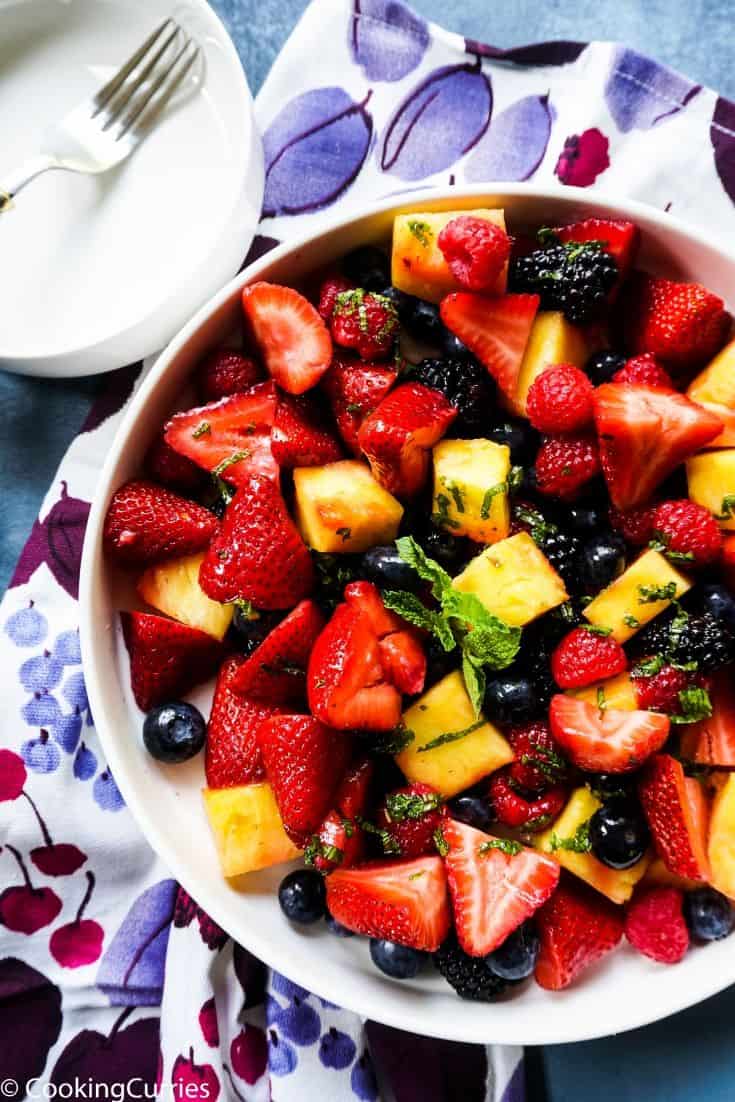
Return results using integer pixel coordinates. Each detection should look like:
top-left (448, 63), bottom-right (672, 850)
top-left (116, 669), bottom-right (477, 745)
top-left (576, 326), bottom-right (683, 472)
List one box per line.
top-left (80, 185), bottom-right (735, 1045)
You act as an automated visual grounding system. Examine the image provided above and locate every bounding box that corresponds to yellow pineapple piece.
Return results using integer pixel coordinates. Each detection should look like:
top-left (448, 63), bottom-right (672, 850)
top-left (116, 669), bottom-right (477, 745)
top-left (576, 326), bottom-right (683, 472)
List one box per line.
top-left (203, 782), bottom-right (300, 878)
top-left (583, 549), bottom-right (691, 643)
top-left (535, 787), bottom-right (649, 904)
top-left (687, 450), bottom-right (735, 531)
top-left (508, 311), bottom-right (588, 415)
top-left (138, 552), bottom-right (233, 640)
top-left (707, 773), bottom-right (735, 900)
top-left (642, 856), bottom-right (701, 893)
top-left (392, 209), bottom-right (507, 303)
top-left (396, 671), bottom-right (513, 798)
top-left (293, 460), bottom-right (403, 553)
top-left (572, 672), bottom-right (638, 711)
top-left (432, 439), bottom-right (510, 543)
top-left (452, 532), bottom-right (567, 627)
top-left (687, 338), bottom-right (735, 446)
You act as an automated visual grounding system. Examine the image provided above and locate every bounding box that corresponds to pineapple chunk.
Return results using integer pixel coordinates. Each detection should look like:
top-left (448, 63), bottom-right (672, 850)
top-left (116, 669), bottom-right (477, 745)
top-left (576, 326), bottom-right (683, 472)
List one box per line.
top-left (583, 549), bottom-right (691, 643)
top-left (397, 671), bottom-right (513, 797)
top-left (535, 787), bottom-right (649, 904)
top-left (293, 460), bottom-right (403, 553)
top-left (707, 773), bottom-right (735, 900)
top-left (392, 208), bottom-right (507, 303)
top-left (687, 338), bottom-right (735, 446)
top-left (432, 439), bottom-right (510, 543)
top-left (509, 311), bottom-right (588, 416)
top-left (203, 782), bottom-right (300, 878)
top-left (452, 532), bottom-right (567, 626)
top-left (572, 672), bottom-right (638, 711)
top-left (138, 552), bottom-right (233, 640)
top-left (687, 450), bottom-right (735, 532)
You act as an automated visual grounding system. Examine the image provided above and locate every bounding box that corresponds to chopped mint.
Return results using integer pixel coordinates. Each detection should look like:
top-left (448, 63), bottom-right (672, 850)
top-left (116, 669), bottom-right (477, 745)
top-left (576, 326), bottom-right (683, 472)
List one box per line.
top-left (232, 598), bottom-right (259, 620)
top-left (336, 526), bottom-right (352, 542)
top-left (508, 465), bottom-right (524, 493)
top-left (478, 838), bottom-right (523, 857)
top-left (596, 686), bottom-right (607, 713)
top-left (418, 718), bottom-right (484, 753)
top-left (623, 614), bottom-right (640, 629)
top-left (583, 624), bottom-right (612, 636)
top-left (407, 219), bottom-right (433, 247)
top-left (520, 742), bottom-right (567, 782)
top-left (433, 492), bottom-right (461, 530)
top-left (212, 450), bottom-right (250, 478)
top-left (637, 581), bottom-right (678, 604)
top-left (356, 817), bottom-right (401, 856)
top-left (649, 533), bottom-right (695, 564)
top-left (480, 482), bottom-right (506, 520)
top-left (304, 837), bottom-right (343, 867)
top-left (433, 826), bottom-right (450, 857)
top-left (345, 402), bottom-right (363, 413)
top-left (716, 494), bottom-right (735, 521)
top-left (192, 420), bottom-right (211, 438)
top-left (408, 870), bottom-right (426, 881)
top-left (513, 503), bottom-right (558, 545)
top-left (670, 686), bottom-right (713, 725)
top-left (446, 481), bottom-right (465, 513)
top-left (549, 820), bottom-right (592, 854)
top-left (632, 655), bottom-right (665, 678)
top-left (371, 725), bottom-right (415, 754)
top-left (385, 791), bottom-right (442, 820)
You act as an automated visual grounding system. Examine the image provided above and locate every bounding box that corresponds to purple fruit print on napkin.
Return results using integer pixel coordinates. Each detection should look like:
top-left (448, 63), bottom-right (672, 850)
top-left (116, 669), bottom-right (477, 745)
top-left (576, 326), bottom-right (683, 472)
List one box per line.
top-left (11, 483), bottom-right (90, 601)
top-left (466, 93), bottom-right (554, 181)
top-left (465, 39), bottom-right (587, 67)
top-left (366, 1020), bottom-right (490, 1100)
top-left (605, 48), bottom-right (700, 132)
top-left (0, 958), bottom-right (62, 1096)
top-left (50, 1009), bottom-right (159, 1101)
top-left (350, 0), bottom-right (429, 82)
top-left (262, 88), bottom-right (373, 217)
top-left (711, 97), bottom-right (735, 205)
top-left (96, 879), bottom-right (177, 1006)
top-left (379, 62), bottom-right (492, 180)
top-left (555, 128), bottom-right (610, 187)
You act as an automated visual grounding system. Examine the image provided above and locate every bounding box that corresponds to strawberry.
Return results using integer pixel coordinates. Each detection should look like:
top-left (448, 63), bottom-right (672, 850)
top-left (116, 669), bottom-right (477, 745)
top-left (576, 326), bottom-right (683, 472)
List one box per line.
top-left (258, 714), bottom-right (352, 846)
top-left (488, 771), bottom-right (567, 831)
top-left (609, 504), bottom-right (656, 546)
top-left (103, 480), bottom-right (218, 567)
top-left (526, 364), bottom-right (595, 434)
top-left (551, 627), bottom-right (627, 689)
top-left (164, 381), bottom-right (279, 486)
top-left (437, 216), bottom-right (511, 293)
top-left (440, 291), bottom-right (539, 402)
top-left (534, 877), bottom-right (624, 990)
top-left (624, 886), bottom-right (689, 964)
top-left (145, 432), bottom-right (206, 493)
top-left (229, 599), bottom-right (325, 704)
top-left (441, 819), bottom-right (560, 956)
top-left (321, 355), bottom-right (397, 456)
top-left (335, 758), bottom-right (375, 819)
top-left (271, 394), bottom-right (343, 468)
top-left (507, 721), bottom-right (568, 792)
top-left (375, 783), bottom-right (443, 859)
top-left (593, 383), bottom-right (723, 509)
top-left (205, 656), bottom-right (281, 788)
top-left (330, 290), bottom-right (399, 360)
top-left (622, 273), bottom-right (730, 372)
top-left (649, 499), bottom-right (723, 568)
top-left (344, 581), bottom-right (426, 695)
top-left (306, 810), bottom-right (365, 873)
top-left (120, 611), bottom-right (223, 712)
top-left (241, 282), bottom-right (333, 394)
top-left (357, 382), bottom-right (457, 498)
top-left (612, 354), bottom-right (673, 389)
top-left (197, 349), bottom-right (263, 402)
top-left (680, 670), bottom-right (735, 766)
top-left (549, 696), bottom-right (670, 773)
top-left (325, 856), bottom-right (451, 951)
top-left (199, 472), bottom-right (313, 609)
top-left (632, 663), bottom-right (692, 714)
top-left (638, 753), bottom-right (710, 880)
top-left (535, 434), bottom-right (601, 500)
top-left (317, 275), bottom-right (354, 320)
top-left (554, 218), bottom-right (639, 280)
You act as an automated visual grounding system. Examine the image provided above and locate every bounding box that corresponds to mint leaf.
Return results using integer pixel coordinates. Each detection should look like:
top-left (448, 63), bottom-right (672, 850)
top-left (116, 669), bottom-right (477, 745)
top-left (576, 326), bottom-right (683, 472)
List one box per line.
top-left (637, 581), bottom-right (677, 604)
top-left (385, 791), bottom-right (442, 820)
top-left (460, 655), bottom-right (485, 719)
top-left (480, 482), bottom-right (506, 520)
top-left (549, 820), bottom-right (591, 854)
top-left (395, 536), bottom-right (452, 600)
top-left (383, 590), bottom-right (455, 652)
top-left (670, 686), bottom-right (713, 725)
top-left (418, 715), bottom-right (486, 752)
top-left (478, 838), bottom-right (522, 857)
top-left (632, 655), bottom-right (665, 678)
top-left (716, 494), bottom-right (735, 521)
top-left (433, 825), bottom-right (450, 856)
top-left (446, 589), bottom-right (522, 670)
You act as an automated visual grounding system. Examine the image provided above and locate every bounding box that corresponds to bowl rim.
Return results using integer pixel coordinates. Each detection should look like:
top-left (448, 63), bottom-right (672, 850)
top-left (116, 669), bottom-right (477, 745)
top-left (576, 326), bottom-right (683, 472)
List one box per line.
top-left (80, 182), bottom-right (735, 1044)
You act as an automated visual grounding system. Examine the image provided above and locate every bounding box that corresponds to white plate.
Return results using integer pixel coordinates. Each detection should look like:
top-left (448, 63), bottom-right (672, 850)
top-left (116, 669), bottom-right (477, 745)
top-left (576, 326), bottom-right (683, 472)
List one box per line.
top-left (80, 185), bottom-right (735, 1045)
top-left (0, 0), bottom-right (263, 376)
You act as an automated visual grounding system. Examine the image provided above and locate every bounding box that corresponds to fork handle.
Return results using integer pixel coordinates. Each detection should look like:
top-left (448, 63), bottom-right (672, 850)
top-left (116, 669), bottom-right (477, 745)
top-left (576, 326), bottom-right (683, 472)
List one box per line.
top-left (0, 155), bottom-right (59, 212)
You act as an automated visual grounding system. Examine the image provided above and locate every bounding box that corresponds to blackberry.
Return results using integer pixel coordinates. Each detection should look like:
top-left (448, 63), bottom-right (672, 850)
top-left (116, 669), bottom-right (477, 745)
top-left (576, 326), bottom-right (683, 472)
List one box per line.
top-left (540, 528), bottom-right (581, 588)
top-left (510, 242), bottom-right (618, 324)
top-left (631, 611), bottom-right (735, 673)
top-left (434, 936), bottom-right (507, 1000)
top-left (411, 357), bottom-right (495, 435)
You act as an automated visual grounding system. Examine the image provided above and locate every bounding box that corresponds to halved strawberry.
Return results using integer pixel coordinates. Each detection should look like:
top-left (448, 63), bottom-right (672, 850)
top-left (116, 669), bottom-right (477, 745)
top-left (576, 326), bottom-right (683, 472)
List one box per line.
top-left (321, 355), bottom-right (397, 456)
top-left (120, 611), bottom-right (223, 712)
top-left (344, 581), bottom-right (426, 695)
top-left (164, 381), bottom-right (278, 486)
top-left (229, 599), bottom-right (325, 704)
top-left (103, 480), bottom-right (218, 567)
top-left (205, 656), bottom-right (281, 788)
top-left (681, 671), bottom-right (735, 767)
top-left (258, 714), bottom-right (352, 846)
top-left (241, 282), bottom-right (332, 394)
top-left (335, 758), bottom-right (374, 819)
top-left (638, 753), bottom-right (710, 880)
top-left (272, 394), bottom-right (343, 468)
top-left (357, 382), bottom-right (457, 498)
top-left (441, 819), bottom-right (560, 957)
top-left (325, 856), bottom-right (451, 951)
top-left (534, 877), bottom-right (624, 990)
top-left (307, 809), bottom-right (365, 872)
top-left (440, 292), bottom-right (539, 402)
top-left (549, 696), bottom-right (670, 773)
top-left (593, 383), bottom-right (723, 509)
top-left (554, 218), bottom-right (639, 281)
top-left (199, 472), bottom-right (313, 609)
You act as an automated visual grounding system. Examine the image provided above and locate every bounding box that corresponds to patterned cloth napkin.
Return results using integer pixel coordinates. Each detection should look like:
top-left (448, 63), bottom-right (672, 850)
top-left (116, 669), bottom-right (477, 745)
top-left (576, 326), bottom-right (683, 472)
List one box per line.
top-left (3, 0), bottom-right (735, 1098)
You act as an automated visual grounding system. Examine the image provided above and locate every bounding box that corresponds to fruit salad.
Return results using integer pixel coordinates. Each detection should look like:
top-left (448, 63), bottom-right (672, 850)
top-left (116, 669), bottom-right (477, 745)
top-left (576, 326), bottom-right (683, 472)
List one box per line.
top-left (104, 207), bottom-right (735, 1000)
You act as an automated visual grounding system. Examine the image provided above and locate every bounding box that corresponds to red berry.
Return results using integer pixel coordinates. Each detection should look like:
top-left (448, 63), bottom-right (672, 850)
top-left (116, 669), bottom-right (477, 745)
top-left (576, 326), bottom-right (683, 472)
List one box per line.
top-left (551, 627), bottom-right (627, 689)
top-left (197, 349), bottom-right (263, 402)
top-left (507, 722), bottom-right (567, 793)
top-left (330, 290), bottom-right (399, 360)
top-left (526, 364), bottom-right (595, 433)
top-left (318, 275), bottom-right (354, 320)
top-left (612, 354), bottom-right (673, 389)
top-left (649, 499), bottom-right (723, 568)
top-left (622, 273), bottom-right (730, 372)
top-left (145, 432), bottom-right (205, 493)
top-left (375, 783), bottom-right (443, 859)
top-left (535, 435), bottom-right (601, 500)
top-left (632, 663), bottom-right (695, 714)
top-left (609, 504), bottom-right (656, 546)
top-left (488, 771), bottom-right (567, 831)
top-left (436, 215), bottom-right (511, 293)
top-left (624, 887), bottom-right (689, 964)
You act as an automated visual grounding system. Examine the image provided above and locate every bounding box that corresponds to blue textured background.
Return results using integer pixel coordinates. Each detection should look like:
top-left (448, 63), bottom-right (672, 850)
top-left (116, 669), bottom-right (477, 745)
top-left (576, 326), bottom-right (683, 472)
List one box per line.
top-left (3, 2), bottom-right (735, 1097)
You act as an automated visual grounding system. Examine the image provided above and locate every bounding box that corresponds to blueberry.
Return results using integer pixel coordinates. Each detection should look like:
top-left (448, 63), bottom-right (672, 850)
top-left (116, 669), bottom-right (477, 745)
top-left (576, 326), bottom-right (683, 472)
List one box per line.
top-left (232, 606), bottom-right (279, 654)
top-left (342, 245), bottom-right (390, 291)
top-left (577, 531), bottom-right (626, 593)
top-left (699, 584), bottom-right (735, 634)
top-left (278, 869), bottom-right (326, 925)
top-left (369, 938), bottom-right (424, 979)
top-left (566, 502), bottom-right (606, 537)
top-left (404, 299), bottom-right (443, 343)
top-left (585, 350), bottom-right (626, 385)
top-left (361, 545), bottom-right (420, 591)
top-left (143, 701), bottom-right (206, 763)
top-left (483, 676), bottom-right (540, 727)
top-left (588, 796), bottom-right (649, 869)
top-left (486, 923), bottom-right (539, 981)
top-left (418, 526), bottom-right (467, 572)
top-left (684, 887), bottom-right (735, 941)
top-left (425, 636), bottom-right (457, 688)
top-left (487, 419), bottom-right (537, 465)
top-left (448, 794), bottom-right (495, 832)
top-left (325, 912), bottom-right (355, 937)
top-left (441, 331), bottom-right (473, 360)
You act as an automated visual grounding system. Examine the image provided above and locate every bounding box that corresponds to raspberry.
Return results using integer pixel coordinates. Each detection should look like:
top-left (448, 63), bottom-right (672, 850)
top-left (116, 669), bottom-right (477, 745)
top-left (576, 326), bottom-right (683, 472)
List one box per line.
top-left (436, 215), bottom-right (511, 293)
top-left (535, 435), bottom-right (601, 500)
top-left (649, 499), bottom-right (723, 568)
top-left (612, 353), bottom-right (673, 389)
top-left (632, 663), bottom-right (691, 713)
top-left (197, 350), bottom-right (263, 402)
top-left (331, 290), bottom-right (399, 360)
top-left (624, 887), bottom-right (690, 963)
top-left (144, 432), bottom-right (205, 493)
top-left (488, 771), bottom-right (567, 831)
top-left (507, 722), bottom-right (568, 793)
top-left (526, 364), bottom-right (595, 433)
top-left (551, 626), bottom-right (627, 689)
top-left (318, 275), bottom-right (354, 320)
top-left (609, 504), bottom-right (655, 546)
top-left (375, 783), bottom-right (443, 859)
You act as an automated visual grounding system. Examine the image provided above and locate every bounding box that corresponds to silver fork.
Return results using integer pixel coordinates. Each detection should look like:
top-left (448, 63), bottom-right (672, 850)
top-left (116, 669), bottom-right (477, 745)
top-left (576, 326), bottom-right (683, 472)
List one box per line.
top-left (0, 19), bottom-right (201, 213)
